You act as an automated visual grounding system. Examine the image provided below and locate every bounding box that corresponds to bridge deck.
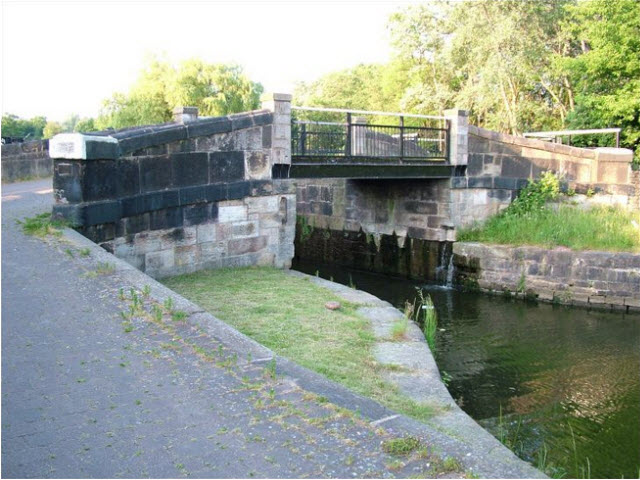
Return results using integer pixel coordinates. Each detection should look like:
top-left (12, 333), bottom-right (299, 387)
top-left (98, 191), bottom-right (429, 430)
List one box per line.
top-left (277, 158), bottom-right (458, 179)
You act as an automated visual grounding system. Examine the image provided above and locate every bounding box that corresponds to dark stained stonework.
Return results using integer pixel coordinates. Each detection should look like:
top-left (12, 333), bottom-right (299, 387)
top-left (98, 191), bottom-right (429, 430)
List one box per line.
top-left (172, 152), bottom-right (209, 187)
top-left (210, 151), bottom-right (245, 183)
top-left (294, 222), bottom-right (453, 284)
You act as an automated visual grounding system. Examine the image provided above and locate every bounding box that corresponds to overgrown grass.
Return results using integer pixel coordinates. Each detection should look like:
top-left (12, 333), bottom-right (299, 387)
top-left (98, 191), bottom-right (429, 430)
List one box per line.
top-left (162, 267), bottom-right (437, 421)
top-left (19, 212), bottom-right (69, 237)
top-left (458, 205), bottom-right (640, 252)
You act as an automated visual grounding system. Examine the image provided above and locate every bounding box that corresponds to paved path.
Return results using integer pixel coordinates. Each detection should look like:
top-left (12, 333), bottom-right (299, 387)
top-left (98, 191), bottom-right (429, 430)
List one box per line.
top-left (0, 179), bottom-right (455, 478)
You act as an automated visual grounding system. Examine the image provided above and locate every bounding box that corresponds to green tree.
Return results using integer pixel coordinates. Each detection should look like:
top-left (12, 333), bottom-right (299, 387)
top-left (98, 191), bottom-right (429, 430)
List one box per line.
top-left (1, 114), bottom-right (47, 140)
top-left (96, 56), bottom-right (263, 130)
top-left (43, 121), bottom-right (63, 139)
top-left (388, 1), bottom-right (573, 134)
top-left (73, 117), bottom-right (97, 133)
top-left (294, 62), bottom-right (410, 125)
top-left (561, 0), bottom-right (640, 158)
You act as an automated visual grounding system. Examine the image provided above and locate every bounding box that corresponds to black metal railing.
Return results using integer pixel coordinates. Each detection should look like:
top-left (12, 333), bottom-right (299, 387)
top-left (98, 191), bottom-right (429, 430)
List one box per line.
top-left (291, 107), bottom-right (449, 162)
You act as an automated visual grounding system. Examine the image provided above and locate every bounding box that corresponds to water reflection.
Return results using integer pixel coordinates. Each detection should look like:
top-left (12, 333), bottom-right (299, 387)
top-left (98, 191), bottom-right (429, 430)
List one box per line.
top-left (293, 260), bottom-right (640, 479)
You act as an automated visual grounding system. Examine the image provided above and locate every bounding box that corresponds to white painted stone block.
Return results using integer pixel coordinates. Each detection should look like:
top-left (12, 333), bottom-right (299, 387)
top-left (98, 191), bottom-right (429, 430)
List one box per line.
top-left (49, 133), bottom-right (117, 159)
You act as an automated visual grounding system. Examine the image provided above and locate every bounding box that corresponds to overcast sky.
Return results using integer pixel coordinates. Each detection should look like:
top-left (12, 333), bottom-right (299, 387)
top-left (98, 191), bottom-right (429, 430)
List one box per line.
top-left (2, 0), bottom-right (421, 122)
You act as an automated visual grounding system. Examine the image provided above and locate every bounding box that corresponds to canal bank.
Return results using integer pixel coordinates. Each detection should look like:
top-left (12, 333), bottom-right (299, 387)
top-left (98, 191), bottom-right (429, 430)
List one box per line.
top-left (293, 259), bottom-right (640, 479)
top-left (452, 242), bottom-right (640, 311)
top-left (162, 264), bottom-right (544, 477)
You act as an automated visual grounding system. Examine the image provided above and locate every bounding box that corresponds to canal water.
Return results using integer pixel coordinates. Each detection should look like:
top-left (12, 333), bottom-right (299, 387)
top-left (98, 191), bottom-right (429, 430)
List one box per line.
top-left (293, 260), bottom-right (640, 479)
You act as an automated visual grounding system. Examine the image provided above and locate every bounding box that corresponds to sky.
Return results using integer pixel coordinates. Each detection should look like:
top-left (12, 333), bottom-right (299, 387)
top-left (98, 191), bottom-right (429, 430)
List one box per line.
top-left (2, 0), bottom-right (421, 122)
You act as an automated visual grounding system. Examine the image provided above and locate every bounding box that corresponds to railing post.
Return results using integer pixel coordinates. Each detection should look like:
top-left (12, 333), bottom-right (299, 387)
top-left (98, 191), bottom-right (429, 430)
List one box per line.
top-left (300, 123), bottom-right (306, 156)
top-left (443, 109), bottom-right (469, 166)
top-left (345, 112), bottom-right (352, 157)
top-left (616, 130), bottom-right (620, 148)
top-left (400, 116), bottom-right (405, 161)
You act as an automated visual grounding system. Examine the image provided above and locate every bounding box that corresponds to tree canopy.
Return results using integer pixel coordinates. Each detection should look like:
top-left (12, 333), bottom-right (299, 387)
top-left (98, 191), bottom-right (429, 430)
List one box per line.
top-left (294, 0), bottom-right (639, 160)
top-left (1, 114), bottom-right (46, 140)
top-left (95, 57), bottom-right (264, 130)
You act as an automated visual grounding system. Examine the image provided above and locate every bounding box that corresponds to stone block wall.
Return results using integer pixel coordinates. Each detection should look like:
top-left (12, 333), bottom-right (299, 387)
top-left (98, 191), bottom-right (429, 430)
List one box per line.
top-left (295, 178), bottom-right (455, 243)
top-left (51, 96), bottom-right (296, 278)
top-left (1, 140), bottom-right (52, 183)
top-left (449, 125), bottom-right (637, 228)
top-left (110, 192), bottom-right (295, 278)
top-left (453, 242), bottom-right (640, 312)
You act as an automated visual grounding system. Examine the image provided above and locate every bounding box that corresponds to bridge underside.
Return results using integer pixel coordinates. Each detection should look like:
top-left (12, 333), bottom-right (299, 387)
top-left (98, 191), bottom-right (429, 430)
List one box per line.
top-left (276, 157), bottom-right (459, 179)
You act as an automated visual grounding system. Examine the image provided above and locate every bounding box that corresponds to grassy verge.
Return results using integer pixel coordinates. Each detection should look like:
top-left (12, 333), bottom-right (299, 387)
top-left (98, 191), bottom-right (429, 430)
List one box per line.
top-left (458, 205), bottom-right (640, 252)
top-left (162, 267), bottom-right (437, 421)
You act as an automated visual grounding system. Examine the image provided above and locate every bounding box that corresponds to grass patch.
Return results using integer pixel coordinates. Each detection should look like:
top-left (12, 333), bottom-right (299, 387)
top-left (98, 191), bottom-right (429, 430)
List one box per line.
top-left (162, 267), bottom-right (437, 421)
top-left (458, 205), bottom-right (640, 252)
top-left (19, 212), bottom-right (68, 237)
top-left (382, 436), bottom-right (422, 456)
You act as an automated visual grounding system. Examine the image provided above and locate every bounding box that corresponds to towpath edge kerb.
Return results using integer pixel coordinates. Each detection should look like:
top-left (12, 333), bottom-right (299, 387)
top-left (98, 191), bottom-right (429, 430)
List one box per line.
top-left (60, 226), bottom-right (546, 479)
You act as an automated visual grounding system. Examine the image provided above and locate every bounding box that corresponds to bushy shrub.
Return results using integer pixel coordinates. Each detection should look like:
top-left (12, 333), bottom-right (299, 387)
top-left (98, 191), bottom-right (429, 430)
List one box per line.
top-left (505, 171), bottom-right (560, 216)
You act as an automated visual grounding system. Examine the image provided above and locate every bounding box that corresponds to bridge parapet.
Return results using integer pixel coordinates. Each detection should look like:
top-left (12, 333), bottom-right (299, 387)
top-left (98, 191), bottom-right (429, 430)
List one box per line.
top-left (49, 97), bottom-right (297, 277)
top-left (289, 106), bottom-right (452, 179)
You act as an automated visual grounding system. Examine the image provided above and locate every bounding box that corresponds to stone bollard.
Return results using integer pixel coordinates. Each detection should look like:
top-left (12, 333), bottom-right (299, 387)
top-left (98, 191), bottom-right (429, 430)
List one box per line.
top-left (172, 106), bottom-right (199, 124)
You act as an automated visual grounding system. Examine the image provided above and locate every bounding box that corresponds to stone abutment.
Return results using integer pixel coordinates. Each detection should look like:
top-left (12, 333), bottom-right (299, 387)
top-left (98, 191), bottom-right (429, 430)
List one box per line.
top-left (50, 94), bottom-right (296, 278)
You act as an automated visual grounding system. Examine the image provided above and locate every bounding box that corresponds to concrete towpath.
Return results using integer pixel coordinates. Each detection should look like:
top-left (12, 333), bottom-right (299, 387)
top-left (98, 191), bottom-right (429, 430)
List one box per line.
top-left (1, 178), bottom-right (544, 479)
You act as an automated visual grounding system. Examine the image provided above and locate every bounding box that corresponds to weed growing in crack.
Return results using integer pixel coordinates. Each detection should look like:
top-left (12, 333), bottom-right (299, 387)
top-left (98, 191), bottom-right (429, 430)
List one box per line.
top-left (171, 310), bottom-right (187, 322)
top-left (163, 297), bottom-right (174, 312)
top-left (86, 262), bottom-right (115, 277)
top-left (151, 304), bottom-right (163, 322)
top-left (266, 358), bottom-right (277, 379)
top-left (382, 436), bottom-right (422, 456)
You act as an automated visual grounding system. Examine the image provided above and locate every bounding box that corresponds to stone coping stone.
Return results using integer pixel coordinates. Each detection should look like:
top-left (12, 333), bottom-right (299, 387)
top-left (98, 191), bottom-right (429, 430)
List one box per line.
top-left (49, 109), bottom-right (273, 160)
top-left (469, 124), bottom-right (596, 159)
top-left (59, 227), bottom-right (546, 479)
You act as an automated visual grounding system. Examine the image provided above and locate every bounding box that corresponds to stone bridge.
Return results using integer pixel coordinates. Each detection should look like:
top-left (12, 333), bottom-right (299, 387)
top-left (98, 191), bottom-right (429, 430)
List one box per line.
top-left (48, 93), bottom-right (637, 281)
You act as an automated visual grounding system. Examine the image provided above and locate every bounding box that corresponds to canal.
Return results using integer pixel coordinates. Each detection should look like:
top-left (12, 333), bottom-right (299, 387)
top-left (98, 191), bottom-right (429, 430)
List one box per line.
top-left (293, 260), bottom-right (640, 479)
